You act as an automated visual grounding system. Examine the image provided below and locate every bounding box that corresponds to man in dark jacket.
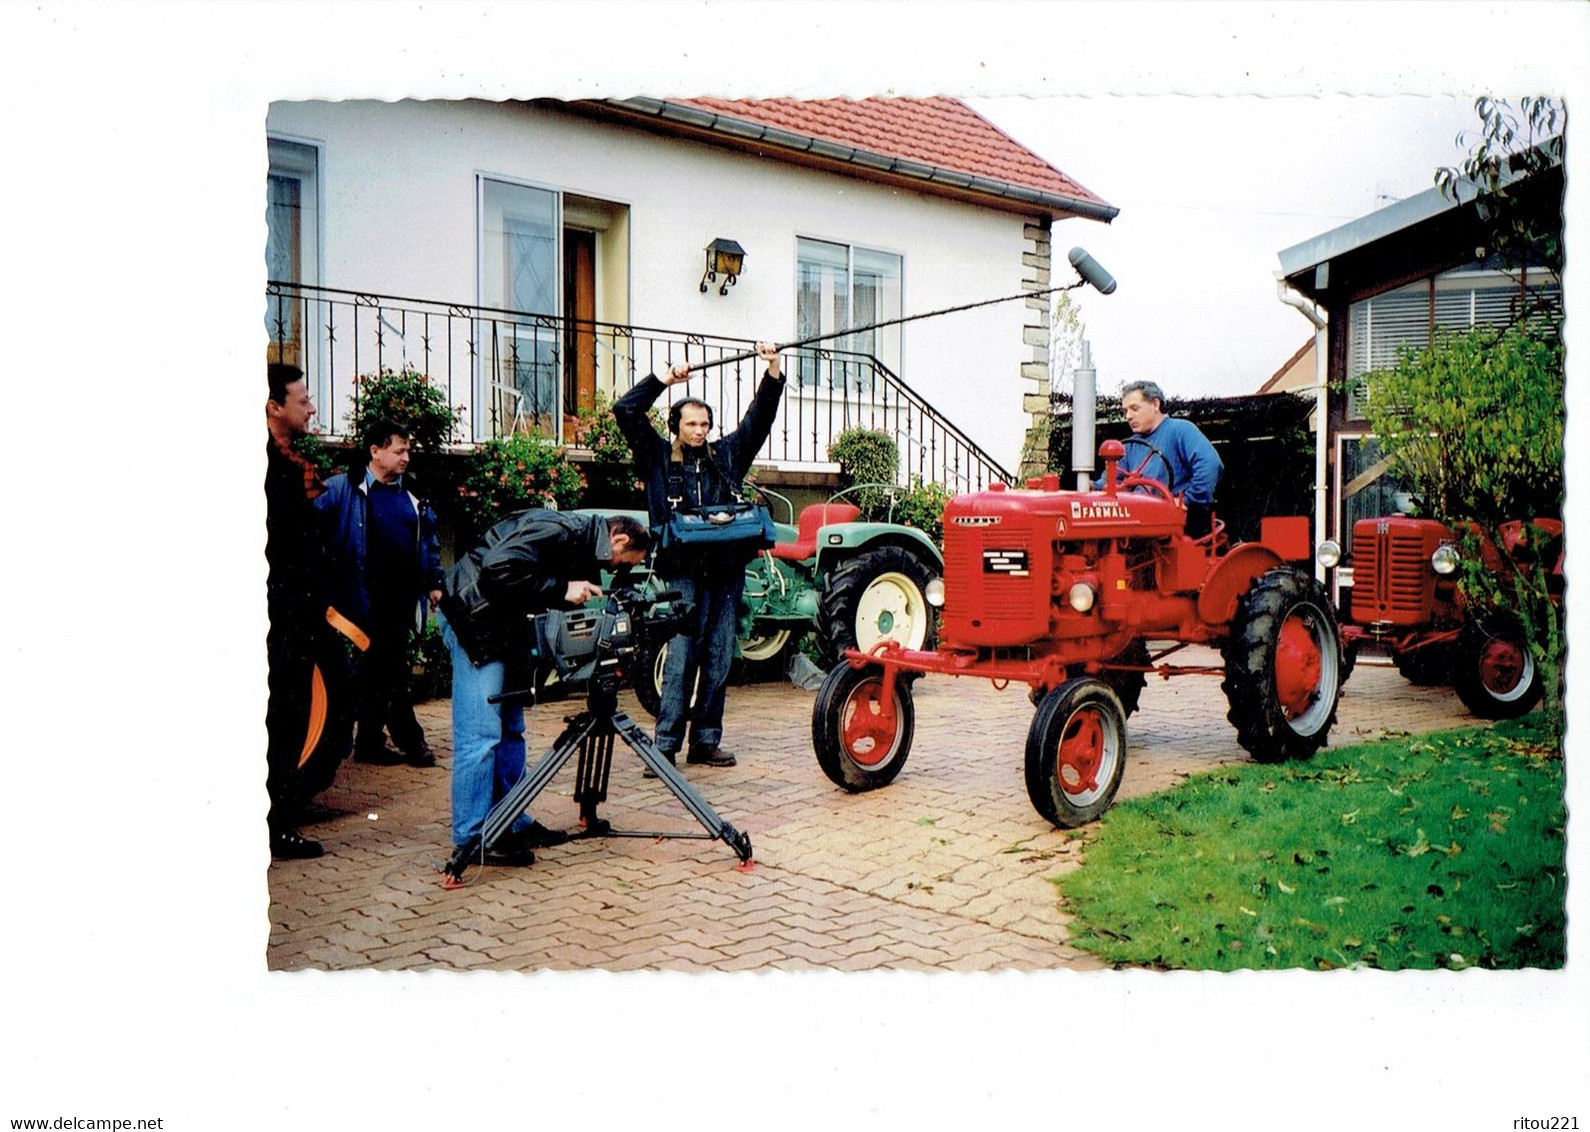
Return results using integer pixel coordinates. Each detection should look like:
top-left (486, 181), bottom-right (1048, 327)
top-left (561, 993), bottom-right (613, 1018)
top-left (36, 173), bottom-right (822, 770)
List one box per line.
top-left (315, 420), bottom-right (445, 768)
top-left (265, 362), bottom-right (355, 860)
top-left (613, 342), bottom-right (784, 769)
top-left (437, 510), bottom-right (649, 865)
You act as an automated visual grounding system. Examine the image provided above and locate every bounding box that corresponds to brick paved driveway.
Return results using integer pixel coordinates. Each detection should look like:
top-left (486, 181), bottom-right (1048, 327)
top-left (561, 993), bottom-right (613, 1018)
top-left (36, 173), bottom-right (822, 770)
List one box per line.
top-left (268, 648), bottom-right (1480, 971)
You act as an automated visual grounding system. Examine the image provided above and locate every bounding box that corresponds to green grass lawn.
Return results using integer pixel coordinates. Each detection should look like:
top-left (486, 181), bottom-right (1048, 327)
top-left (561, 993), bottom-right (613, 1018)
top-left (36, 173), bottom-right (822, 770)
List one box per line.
top-left (1053, 714), bottom-right (1566, 971)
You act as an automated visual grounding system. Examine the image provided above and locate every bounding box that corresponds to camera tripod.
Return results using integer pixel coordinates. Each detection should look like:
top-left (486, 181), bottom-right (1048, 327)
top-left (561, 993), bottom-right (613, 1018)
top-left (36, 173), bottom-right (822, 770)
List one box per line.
top-left (443, 673), bottom-right (754, 885)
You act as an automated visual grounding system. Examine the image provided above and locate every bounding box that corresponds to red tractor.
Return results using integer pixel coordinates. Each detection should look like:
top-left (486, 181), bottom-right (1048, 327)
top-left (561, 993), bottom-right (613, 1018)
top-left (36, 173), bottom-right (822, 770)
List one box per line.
top-left (810, 438), bottom-right (1343, 828)
top-left (1319, 515), bottom-right (1561, 719)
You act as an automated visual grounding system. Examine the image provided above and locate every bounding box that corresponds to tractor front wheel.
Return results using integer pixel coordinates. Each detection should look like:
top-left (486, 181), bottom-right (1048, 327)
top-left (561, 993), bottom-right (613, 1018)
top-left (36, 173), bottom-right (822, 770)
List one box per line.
top-left (1451, 616), bottom-right (1542, 719)
top-left (817, 546), bottom-right (938, 665)
top-left (1222, 567), bottom-right (1343, 763)
top-left (811, 662), bottom-right (916, 792)
top-left (1024, 678), bottom-right (1128, 828)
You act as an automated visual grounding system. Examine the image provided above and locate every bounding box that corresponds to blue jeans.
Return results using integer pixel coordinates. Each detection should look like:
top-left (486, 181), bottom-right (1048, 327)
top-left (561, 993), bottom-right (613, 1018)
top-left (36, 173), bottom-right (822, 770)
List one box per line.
top-left (655, 570), bottom-right (745, 754)
top-left (438, 611), bottom-right (535, 847)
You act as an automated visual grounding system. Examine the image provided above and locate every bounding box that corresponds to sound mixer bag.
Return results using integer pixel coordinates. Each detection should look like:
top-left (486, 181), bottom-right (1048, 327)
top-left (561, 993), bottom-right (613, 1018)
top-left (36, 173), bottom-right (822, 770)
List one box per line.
top-left (658, 500), bottom-right (775, 562)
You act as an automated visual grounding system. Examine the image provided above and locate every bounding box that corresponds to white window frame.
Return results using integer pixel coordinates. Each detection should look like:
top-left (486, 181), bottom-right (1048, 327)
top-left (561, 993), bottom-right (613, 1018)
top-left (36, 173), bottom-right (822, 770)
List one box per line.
top-left (266, 135), bottom-right (325, 404)
top-left (793, 235), bottom-right (906, 393)
top-left (477, 173), bottom-right (564, 441)
top-left (1345, 265), bottom-right (1562, 419)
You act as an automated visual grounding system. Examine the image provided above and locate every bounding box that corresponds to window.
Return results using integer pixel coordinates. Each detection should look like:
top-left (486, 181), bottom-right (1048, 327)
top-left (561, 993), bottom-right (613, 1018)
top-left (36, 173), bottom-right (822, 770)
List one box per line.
top-left (1344, 264), bottom-right (1561, 418)
top-left (265, 138), bottom-right (319, 366)
top-left (480, 178), bottom-right (561, 432)
top-left (794, 237), bottom-right (902, 390)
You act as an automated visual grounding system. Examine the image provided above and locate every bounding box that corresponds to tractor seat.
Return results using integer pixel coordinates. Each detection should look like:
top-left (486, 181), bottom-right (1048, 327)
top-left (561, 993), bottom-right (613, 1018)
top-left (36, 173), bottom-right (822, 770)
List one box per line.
top-left (771, 502), bottom-right (862, 561)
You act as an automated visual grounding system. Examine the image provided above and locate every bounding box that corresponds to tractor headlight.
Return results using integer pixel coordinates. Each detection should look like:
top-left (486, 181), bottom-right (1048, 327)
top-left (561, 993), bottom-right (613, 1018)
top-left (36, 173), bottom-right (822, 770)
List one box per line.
top-left (1316, 540), bottom-right (1342, 569)
top-left (925, 578), bottom-right (945, 608)
top-left (1431, 543), bottom-right (1461, 575)
top-left (1067, 582), bottom-right (1097, 613)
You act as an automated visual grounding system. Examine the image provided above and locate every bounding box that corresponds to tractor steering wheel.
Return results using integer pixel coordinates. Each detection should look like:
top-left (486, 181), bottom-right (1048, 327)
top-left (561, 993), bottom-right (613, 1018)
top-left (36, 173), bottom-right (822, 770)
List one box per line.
top-left (1113, 437), bottom-right (1175, 501)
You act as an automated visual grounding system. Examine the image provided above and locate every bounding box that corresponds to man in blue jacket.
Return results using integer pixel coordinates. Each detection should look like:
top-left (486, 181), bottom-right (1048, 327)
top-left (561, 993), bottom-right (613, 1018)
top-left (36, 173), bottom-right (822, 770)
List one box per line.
top-left (613, 342), bottom-right (784, 769)
top-left (1096, 380), bottom-right (1223, 538)
top-left (316, 420), bottom-right (445, 768)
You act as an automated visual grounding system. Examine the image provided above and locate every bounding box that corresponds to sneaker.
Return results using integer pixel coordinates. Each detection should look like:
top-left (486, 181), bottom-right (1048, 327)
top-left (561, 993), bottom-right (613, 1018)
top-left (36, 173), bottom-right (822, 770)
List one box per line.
top-left (517, 820), bottom-right (571, 849)
top-left (642, 752), bottom-right (679, 779)
top-left (481, 844), bottom-right (536, 867)
top-left (686, 745), bottom-right (737, 767)
top-left (494, 821), bottom-right (570, 855)
top-left (271, 830), bottom-right (325, 860)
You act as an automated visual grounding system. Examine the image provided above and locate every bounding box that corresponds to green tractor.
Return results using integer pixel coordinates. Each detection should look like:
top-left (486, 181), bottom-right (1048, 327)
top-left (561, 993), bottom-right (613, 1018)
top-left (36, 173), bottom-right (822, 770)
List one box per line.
top-left (579, 486), bottom-right (944, 718)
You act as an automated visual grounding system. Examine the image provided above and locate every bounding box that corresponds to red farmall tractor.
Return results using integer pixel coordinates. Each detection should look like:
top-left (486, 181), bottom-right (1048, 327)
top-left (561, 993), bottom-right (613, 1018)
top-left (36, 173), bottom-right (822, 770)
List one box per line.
top-left (1320, 515), bottom-right (1561, 718)
top-left (810, 438), bottom-right (1344, 827)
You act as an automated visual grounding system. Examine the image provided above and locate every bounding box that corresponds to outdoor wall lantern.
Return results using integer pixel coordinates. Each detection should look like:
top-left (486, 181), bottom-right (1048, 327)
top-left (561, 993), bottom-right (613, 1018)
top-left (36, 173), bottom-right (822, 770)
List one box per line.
top-left (700, 238), bottom-right (746, 295)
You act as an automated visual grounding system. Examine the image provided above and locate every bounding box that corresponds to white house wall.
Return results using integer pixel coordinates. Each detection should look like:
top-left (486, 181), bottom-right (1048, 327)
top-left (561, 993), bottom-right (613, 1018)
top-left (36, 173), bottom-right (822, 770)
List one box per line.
top-left (266, 98), bottom-right (1050, 471)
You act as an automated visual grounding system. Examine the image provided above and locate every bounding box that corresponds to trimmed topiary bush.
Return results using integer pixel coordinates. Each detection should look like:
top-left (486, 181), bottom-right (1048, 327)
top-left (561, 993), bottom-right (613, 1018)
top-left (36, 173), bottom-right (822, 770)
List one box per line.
top-left (828, 427), bottom-right (900, 514)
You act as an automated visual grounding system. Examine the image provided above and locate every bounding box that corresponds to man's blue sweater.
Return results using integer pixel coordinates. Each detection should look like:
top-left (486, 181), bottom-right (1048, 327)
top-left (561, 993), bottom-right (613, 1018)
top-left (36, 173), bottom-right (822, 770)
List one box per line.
top-left (1094, 417), bottom-right (1223, 505)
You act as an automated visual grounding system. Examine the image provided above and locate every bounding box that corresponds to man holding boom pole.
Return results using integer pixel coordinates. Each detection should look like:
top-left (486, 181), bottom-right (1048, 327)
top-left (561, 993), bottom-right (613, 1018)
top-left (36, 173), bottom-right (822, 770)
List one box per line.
top-left (614, 343), bottom-right (785, 771)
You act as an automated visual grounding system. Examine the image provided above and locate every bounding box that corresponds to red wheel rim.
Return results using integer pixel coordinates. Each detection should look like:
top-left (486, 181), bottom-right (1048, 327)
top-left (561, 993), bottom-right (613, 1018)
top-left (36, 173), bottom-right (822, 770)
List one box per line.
top-left (1275, 613), bottom-right (1323, 720)
top-left (1056, 708), bottom-right (1105, 795)
top-left (840, 680), bottom-right (899, 767)
top-left (1479, 638), bottom-right (1527, 695)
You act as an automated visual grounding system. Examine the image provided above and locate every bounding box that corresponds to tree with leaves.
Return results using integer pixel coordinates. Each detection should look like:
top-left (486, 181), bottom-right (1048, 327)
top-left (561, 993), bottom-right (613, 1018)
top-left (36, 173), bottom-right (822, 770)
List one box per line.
top-left (1436, 96), bottom-right (1564, 272)
top-left (1021, 291), bottom-right (1086, 479)
top-left (1365, 97), bottom-right (1566, 730)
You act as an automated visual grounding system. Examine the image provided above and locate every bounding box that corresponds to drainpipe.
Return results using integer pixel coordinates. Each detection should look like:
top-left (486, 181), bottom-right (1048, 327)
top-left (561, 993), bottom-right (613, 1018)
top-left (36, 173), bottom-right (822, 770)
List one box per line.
top-left (1275, 275), bottom-right (1329, 584)
top-left (1072, 339), bottom-right (1096, 492)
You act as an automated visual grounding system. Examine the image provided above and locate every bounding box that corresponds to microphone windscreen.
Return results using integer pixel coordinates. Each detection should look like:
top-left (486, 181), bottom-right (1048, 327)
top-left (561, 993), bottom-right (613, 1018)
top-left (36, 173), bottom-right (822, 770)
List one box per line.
top-left (1068, 247), bottom-right (1118, 295)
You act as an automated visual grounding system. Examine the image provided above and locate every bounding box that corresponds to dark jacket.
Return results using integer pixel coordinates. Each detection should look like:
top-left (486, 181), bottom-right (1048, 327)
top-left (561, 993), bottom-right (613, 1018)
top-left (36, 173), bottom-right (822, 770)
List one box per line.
top-left (314, 470), bottom-right (443, 633)
top-left (265, 439), bottom-right (332, 652)
top-left (613, 371), bottom-right (784, 574)
top-left (440, 509), bottom-right (609, 665)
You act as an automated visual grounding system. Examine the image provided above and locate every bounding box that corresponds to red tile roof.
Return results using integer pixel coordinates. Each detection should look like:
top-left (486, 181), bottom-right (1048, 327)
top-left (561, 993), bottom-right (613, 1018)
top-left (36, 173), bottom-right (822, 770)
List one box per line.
top-left (677, 96), bottom-right (1110, 210)
top-left (587, 96), bottom-right (1114, 220)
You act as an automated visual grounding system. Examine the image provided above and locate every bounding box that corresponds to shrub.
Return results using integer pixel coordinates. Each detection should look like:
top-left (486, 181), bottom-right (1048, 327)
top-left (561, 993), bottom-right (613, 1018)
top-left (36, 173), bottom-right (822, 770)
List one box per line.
top-left (571, 392), bottom-right (661, 504)
top-left (457, 433), bottom-right (585, 540)
top-left (292, 432), bottom-right (342, 479)
top-left (890, 477), bottom-right (952, 545)
top-left (828, 428), bottom-right (900, 514)
top-left (348, 363), bottom-right (463, 453)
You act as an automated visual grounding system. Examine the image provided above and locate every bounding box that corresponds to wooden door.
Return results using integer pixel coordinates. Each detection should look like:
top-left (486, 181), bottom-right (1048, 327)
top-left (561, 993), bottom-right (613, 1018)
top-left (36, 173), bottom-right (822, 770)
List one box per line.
top-left (563, 228), bottom-right (597, 434)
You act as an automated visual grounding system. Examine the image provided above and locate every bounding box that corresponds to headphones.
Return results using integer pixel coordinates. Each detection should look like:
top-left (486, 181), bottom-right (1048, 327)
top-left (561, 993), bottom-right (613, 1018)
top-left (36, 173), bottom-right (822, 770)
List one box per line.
top-left (668, 398), bottom-right (714, 436)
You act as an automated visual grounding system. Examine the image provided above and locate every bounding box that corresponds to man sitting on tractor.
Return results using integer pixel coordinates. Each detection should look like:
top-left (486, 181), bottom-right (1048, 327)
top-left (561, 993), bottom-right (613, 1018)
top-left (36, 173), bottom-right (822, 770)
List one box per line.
top-left (1095, 379), bottom-right (1223, 537)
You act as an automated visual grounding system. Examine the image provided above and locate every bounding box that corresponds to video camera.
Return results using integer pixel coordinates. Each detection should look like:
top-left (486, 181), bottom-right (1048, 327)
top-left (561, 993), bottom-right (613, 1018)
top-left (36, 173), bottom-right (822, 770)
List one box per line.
top-left (519, 585), bottom-right (692, 698)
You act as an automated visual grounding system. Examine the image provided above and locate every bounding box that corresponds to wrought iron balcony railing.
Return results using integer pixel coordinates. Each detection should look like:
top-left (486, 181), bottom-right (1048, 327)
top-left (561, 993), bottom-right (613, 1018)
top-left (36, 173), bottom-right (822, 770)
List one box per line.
top-left (267, 281), bottom-right (1013, 493)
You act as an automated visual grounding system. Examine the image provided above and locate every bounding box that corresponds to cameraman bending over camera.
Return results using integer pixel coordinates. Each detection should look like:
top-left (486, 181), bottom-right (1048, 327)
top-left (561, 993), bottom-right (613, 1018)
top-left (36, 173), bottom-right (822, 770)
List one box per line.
top-left (438, 511), bottom-right (650, 865)
top-left (614, 342), bottom-right (785, 770)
